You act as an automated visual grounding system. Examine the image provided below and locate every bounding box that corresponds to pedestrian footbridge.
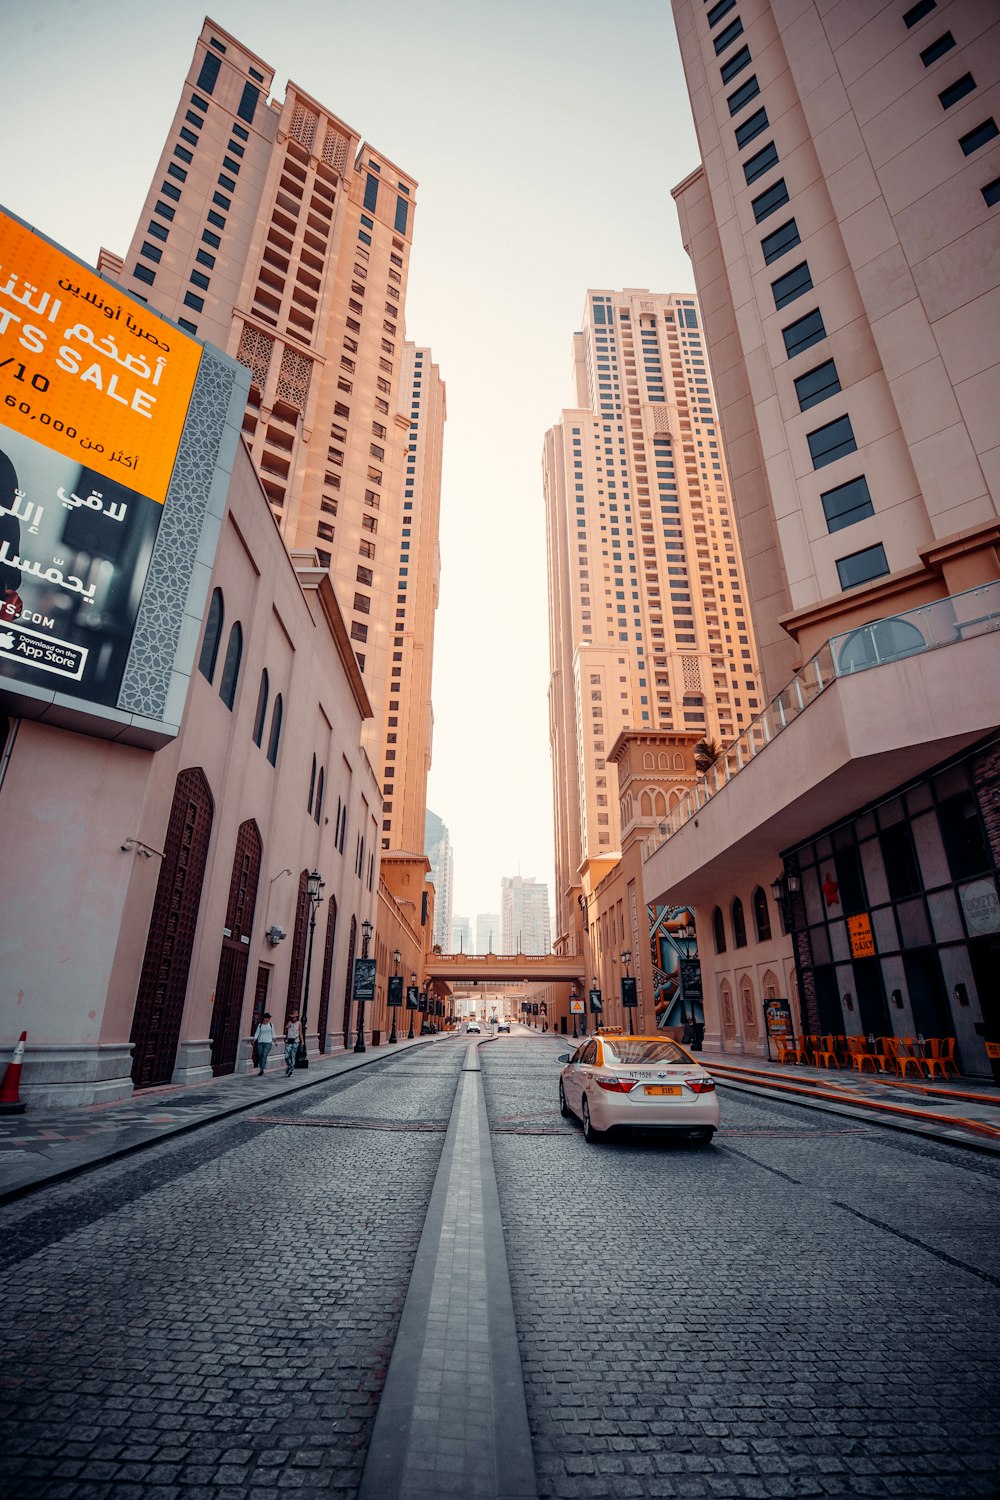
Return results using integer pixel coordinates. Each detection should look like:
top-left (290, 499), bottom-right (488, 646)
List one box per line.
top-left (425, 953), bottom-right (585, 984)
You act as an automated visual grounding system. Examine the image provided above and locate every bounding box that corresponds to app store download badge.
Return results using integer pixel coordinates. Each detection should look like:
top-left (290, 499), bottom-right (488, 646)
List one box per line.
top-left (0, 618), bottom-right (87, 681)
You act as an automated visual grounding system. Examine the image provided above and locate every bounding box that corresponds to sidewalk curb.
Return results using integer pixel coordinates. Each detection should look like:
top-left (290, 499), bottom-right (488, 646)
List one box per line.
top-left (0, 1034), bottom-right (450, 1207)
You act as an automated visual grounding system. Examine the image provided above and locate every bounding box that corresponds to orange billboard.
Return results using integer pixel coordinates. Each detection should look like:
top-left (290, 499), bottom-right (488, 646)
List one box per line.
top-left (0, 208), bottom-right (201, 505)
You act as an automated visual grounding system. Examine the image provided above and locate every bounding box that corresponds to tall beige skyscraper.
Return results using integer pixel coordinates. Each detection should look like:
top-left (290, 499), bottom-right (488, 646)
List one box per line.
top-left (108, 18), bottom-right (444, 854)
top-left (500, 877), bottom-right (552, 956)
top-left (543, 289), bottom-right (762, 949)
top-left (640, 0), bottom-right (1000, 1061)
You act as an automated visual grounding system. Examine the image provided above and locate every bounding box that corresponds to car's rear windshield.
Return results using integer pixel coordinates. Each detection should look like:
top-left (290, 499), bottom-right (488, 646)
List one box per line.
top-left (601, 1040), bottom-right (689, 1066)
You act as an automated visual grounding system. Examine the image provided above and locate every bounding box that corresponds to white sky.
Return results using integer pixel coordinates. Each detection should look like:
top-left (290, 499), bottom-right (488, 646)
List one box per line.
top-left (3, 0), bottom-right (702, 924)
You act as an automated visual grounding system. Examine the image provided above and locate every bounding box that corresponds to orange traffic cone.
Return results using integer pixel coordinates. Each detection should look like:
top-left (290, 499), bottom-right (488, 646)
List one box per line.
top-left (0, 1031), bottom-right (27, 1114)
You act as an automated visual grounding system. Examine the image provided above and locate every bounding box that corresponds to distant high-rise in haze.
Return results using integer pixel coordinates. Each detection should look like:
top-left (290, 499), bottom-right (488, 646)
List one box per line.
top-left (424, 809), bottom-right (454, 952)
top-left (107, 18), bottom-right (444, 858)
top-left (451, 915), bottom-right (472, 954)
top-left (500, 877), bottom-right (551, 956)
top-left (543, 289), bottom-right (762, 950)
top-left (476, 914), bottom-right (500, 954)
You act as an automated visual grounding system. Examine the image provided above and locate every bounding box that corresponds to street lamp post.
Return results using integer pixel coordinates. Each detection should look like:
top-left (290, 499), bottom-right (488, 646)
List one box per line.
top-left (620, 949), bottom-right (636, 1036)
top-left (353, 918), bottom-right (374, 1054)
top-left (408, 973), bottom-right (417, 1040)
top-left (297, 870), bottom-right (325, 1069)
top-left (389, 948), bottom-right (401, 1045)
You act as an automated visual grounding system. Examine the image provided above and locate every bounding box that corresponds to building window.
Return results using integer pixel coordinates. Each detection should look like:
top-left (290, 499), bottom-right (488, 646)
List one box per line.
top-left (712, 906), bottom-right (727, 954)
top-left (707, 0), bottom-right (736, 24)
top-left (903, 0), bottom-right (935, 25)
top-left (190, 270), bottom-right (210, 290)
top-left (938, 791), bottom-right (990, 881)
top-left (771, 260), bottom-right (813, 310)
top-left (314, 767), bottom-right (324, 827)
top-left (734, 106), bottom-right (769, 150)
top-left (743, 141), bottom-right (779, 184)
top-left (198, 589), bottom-right (224, 681)
top-left (807, 414), bottom-right (857, 469)
top-left (751, 178), bottom-right (790, 223)
top-left (720, 43), bottom-right (752, 84)
top-left (133, 263), bottom-right (156, 285)
top-left (252, 669), bottom-right (269, 747)
top-left (782, 308), bottom-right (826, 359)
top-left (752, 887), bottom-right (772, 943)
top-left (154, 201), bottom-right (175, 222)
top-left (794, 358), bottom-right (841, 411)
top-left (880, 821), bottom-right (922, 900)
top-left (731, 897), bottom-right (747, 949)
top-left (218, 622), bottom-right (242, 709)
top-left (196, 249), bottom-right (215, 268)
top-left (939, 74), bottom-right (976, 109)
top-left (919, 31), bottom-right (954, 66)
top-left (147, 220), bottom-right (169, 242)
top-left (238, 82), bottom-right (260, 124)
top-left (836, 543), bottom-right (889, 590)
top-left (184, 292), bottom-right (204, 312)
top-left (761, 218), bottom-right (801, 265)
top-left (266, 695), bottom-right (283, 767)
top-left (394, 197), bottom-right (409, 235)
top-left (196, 52), bottom-right (221, 94)
top-left (212, 191), bottom-right (231, 210)
top-left (364, 173), bottom-right (379, 211)
top-left (983, 177), bottom-right (1000, 207)
top-left (727, 74), bottom-right (761, 116)
top-left (714, 18), bottom-right (745, 56)
top-left (351, 621), bottom-right (368, 643)
top-left (959, 119), bottom-right (999, 156)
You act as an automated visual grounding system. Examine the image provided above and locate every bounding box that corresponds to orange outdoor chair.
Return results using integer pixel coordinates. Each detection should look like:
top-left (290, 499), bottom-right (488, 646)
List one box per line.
top-left (923, 1037), bottom-right (959, 1081)
top-left (877, 1037), bottom-right (902, 1076)
top-left (895, 1037), bottom-right (927, 1080)
top-left (777, 1039), bottom-right (808, 1065)
top-left (812, 1034), bottom-right (840, 1069)
top-left (846, 1036), bottom-right (878, 1074)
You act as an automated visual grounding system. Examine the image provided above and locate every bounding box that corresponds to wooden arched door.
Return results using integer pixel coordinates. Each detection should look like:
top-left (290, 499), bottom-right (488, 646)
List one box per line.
top-left (316, 895), bottom-right (337, 1051)
top-left (130, 768), bottom-right (214, 1088)
top-left (210, 820), bottom-right (263, 1075)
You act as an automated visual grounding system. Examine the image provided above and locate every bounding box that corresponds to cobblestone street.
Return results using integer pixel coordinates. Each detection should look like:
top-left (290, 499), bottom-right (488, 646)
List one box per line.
top-left (483, 1037), bottom-right (1000, 1499)
top-left (1, 1032), bottom-right (998, 1500)
top-left (0, 1046), bottom-right (464, 1500)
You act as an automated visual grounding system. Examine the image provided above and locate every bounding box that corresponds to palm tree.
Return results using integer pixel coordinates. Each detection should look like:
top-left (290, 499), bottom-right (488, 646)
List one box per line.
top-left (693, 737), bottom-right (721, 775)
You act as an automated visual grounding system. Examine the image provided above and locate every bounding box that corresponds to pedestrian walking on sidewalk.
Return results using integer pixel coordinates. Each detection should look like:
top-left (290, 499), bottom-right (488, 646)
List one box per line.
top-left (285, 1011), bottom-right (303, 1076)
top-left (252, 1013), bottom-right (276, 1076)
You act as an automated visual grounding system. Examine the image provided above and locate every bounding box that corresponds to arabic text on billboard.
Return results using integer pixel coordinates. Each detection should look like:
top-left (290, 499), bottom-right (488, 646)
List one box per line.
top-left (0, 209), bottom-right (201, 710)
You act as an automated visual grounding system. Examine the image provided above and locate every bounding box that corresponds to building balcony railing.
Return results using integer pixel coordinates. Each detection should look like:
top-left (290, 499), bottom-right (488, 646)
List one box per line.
top-left (644, 580), bottom-right (1000, 858)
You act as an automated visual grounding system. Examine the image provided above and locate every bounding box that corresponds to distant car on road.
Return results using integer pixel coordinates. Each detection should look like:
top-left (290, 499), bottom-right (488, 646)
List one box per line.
top-left (497, 1021), bottom-right (510, 1033)
top-left (466, 1021), bottom-right (481, 1034)
top-left (557, 1032), bottom-right (718, 1144)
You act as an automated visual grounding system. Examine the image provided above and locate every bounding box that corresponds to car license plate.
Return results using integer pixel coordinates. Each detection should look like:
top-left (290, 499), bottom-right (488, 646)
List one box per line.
top-left (643, 1084), bottom-right (682, 1095)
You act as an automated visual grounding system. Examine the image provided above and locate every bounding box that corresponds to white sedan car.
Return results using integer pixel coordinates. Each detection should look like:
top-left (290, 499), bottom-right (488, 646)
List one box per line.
top-left (558, 1032), bottom-right (719, 1144)
top-left (466, 1021), bottom-right (481, 1034)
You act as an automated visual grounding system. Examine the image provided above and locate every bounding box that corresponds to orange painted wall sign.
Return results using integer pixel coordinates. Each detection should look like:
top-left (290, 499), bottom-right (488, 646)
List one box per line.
top-left (0, 208), bottom-right (201, 504)
top-left (847, 912), bottom-right (875, 958)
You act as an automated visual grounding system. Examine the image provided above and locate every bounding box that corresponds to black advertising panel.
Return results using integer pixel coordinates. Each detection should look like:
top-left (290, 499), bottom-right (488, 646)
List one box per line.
top-left (352, 957), bottom-right (376, 1002)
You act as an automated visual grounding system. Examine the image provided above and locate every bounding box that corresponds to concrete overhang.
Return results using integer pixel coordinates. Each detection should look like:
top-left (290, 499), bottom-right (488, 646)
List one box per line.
top-left (643, 632), bottom-right (1000, 908)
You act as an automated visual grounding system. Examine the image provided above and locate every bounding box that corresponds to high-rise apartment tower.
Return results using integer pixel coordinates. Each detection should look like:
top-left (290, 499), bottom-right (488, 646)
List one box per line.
top-left (108, 18), bottom-right (444, 853)
top-left (500, 876), bottom-right (552, 956)
top-left (544, 289), bottom-right (762, 948)
top-left (424, 808), bottom-right (454, 953)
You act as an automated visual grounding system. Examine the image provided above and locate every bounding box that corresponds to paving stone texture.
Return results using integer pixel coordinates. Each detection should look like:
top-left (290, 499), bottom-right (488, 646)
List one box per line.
top-left (0, 1046), bottom-right (464, 1500)
top-left (482, 1038), bottom-right (1000, 1500)
top-left (1, 1031), bottom-right (999, 1500)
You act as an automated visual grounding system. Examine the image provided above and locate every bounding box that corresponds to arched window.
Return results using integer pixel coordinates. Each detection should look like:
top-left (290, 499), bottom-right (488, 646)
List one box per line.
top-left (752, 886), bottom-right (772, 943)
top-left (198, 588), bottom-right (224, 682)
top-left (308, 754), bottom-right (317, 814)
top-left (720, 981), bottom-right (736, 1037)
top-left (731, 897), bottom-right (747, 949)
top-left (712, 906), bottom-right (726, 954)
top-left (218, 622), bottom-right (242, 709)
top-left (315, 766), bottom-right (325, 826)
top-left (641, 789), bottom-right (654, 817)
top-left (252, 670), bottom-right (269, 747)
top-left (740, 976), bottom-right (757, 1033)
top-left (643, 751), bottom-right (655, 770)
top-left (266, 693), bottom-right (283, 767)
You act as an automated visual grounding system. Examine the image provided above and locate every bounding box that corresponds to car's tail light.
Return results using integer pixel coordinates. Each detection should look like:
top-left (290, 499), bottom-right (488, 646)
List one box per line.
top-left (596, 1076), bottom-right (640, 1093)
top-left (685, 1076), bottom-right (716, 1094)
